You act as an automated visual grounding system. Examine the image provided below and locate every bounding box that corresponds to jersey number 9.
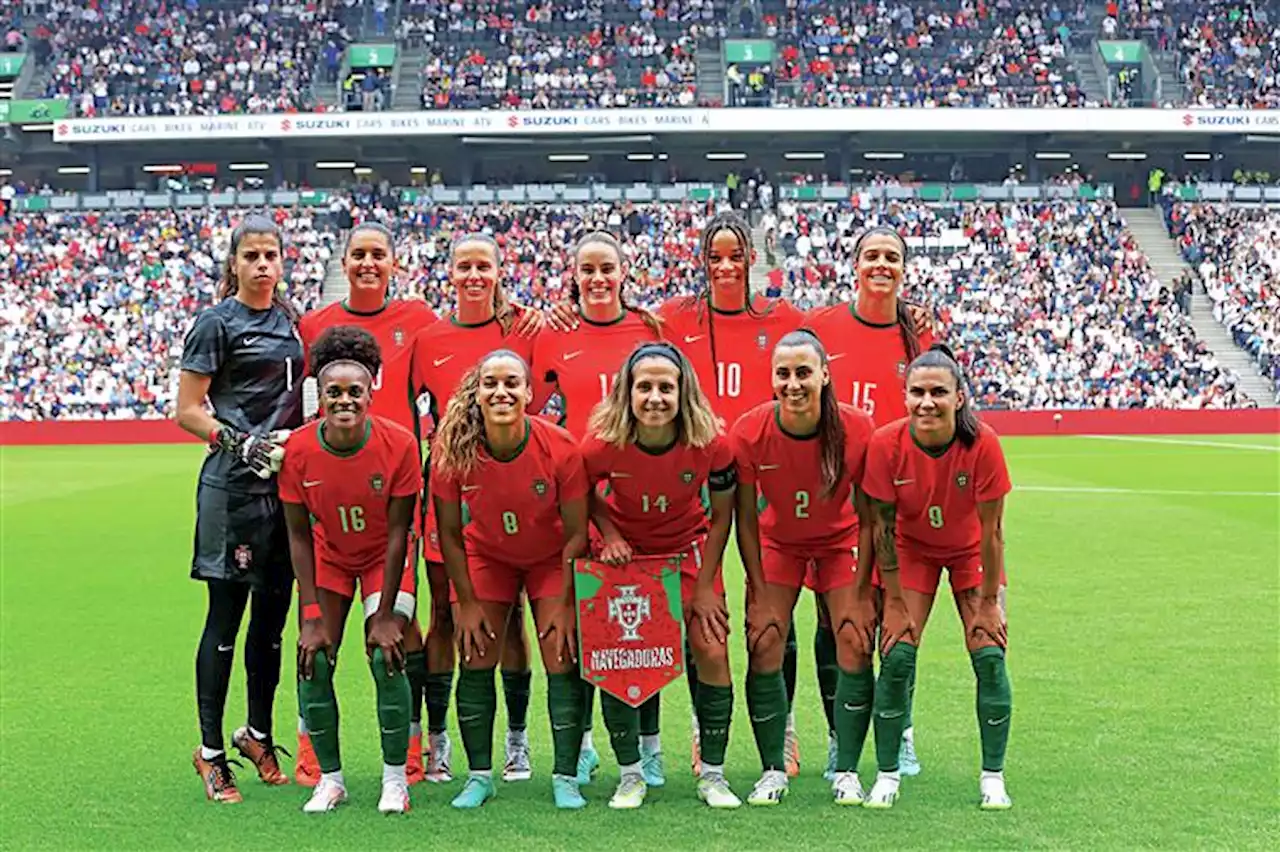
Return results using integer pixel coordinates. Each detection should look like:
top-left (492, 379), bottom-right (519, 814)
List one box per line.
top-left (928, 505), bottom-right (944, 529)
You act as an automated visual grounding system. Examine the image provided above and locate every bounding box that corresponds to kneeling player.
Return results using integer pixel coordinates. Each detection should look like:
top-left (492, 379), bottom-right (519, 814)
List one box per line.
top-left (430, 350), bottom-right (590, 810)
top-left (860, 344), bottom-right (1014, 810)
top-left (581, 342), bottom-right (742, 810)
top-left (279, 327), bottom-right (421, 814)
top-left (731, 330), bottom-right (877, 807)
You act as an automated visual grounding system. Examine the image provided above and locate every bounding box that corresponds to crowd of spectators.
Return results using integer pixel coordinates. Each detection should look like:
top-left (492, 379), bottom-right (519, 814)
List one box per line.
top-left (5, 188), bottom-right (1271, 420)
top-left (28, 0), bottom-right (352, 117)
top-left (1168, 202), bottom-right (1280, 400)
top-left (0, 207), bottom-right (333, 421)
top-left (770, 197), bottom-right (1255, 409)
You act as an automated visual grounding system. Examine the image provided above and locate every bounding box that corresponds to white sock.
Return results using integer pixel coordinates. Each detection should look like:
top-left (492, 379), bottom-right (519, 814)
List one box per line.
top-left (248, 726), bottom-right (269, 742)
top-left (700, 762), bottom-right (724, 778)
top-left (200, 746), bottom-right (224, 761)
top-left (619, 761), bottom-right (642, 779)
top-left (903, 726), bottom-right (914, 743)
top-left (471, 769), bottom-right (493, 779)
top-left (410, 721), bottom-right (422, 737)
top-left (297, 715), bottom-right (309, 735)
top-left (320, 770), bottom-right (345, 787)
top-left (383, 764), bottom-right (408, 785)
top-left (581, 729), bottom-right (594, 751)
top-left (640, 734), bottom-right (661, 754)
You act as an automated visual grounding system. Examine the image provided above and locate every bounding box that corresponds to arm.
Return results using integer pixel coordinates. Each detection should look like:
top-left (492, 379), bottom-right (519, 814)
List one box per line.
top-left (366, 494), bottom-right (417, 673)
top-left (174, 371), bottom-right (219, 441)
top-left (872, 497), bottom-right (917, 654)
top-left (976, 497), bottom-right (1006, 600)
top-left (698, 487), bottom-right (735, 589)
top-left (283, 501), bottom-right (327, 678)
top-left (734, 485), bottom-right (767, 592)
top-left (557, 496), bottom-right (589, 602)
top-left (588, 486), bottom-right (632, 564)
top-left (434, 495), bottom-right (474, 603)
top-left (853, 486), bottom-right (875, 593)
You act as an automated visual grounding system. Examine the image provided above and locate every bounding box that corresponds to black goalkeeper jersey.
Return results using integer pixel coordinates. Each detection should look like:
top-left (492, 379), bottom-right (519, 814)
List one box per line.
top-left (180, 297), bottom-right (304, 495)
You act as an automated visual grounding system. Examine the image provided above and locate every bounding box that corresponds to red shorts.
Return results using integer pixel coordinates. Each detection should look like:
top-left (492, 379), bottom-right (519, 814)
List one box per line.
top-left (315, 535), bottom-right (418, 620)
top-left (762, 544), bottom-right (858, 594)
top-left (452, 554), bottom-right (566, 605)
top-left (875, 550), bottom-right (1004, 595)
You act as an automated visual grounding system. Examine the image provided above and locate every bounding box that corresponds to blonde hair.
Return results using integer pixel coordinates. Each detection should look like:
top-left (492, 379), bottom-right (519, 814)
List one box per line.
top-left (450, 233), bottom-right (517, 335)
top-left (588, 342), bottom-right (722, 449)
top-left (432, 349), bottom-right (530, 478)
top-left (571, 230), bottom-right (663, 336)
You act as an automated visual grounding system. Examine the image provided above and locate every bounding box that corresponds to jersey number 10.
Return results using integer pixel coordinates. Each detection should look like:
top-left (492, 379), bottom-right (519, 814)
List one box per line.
top-left (717, 362), bottom-right (742, 398)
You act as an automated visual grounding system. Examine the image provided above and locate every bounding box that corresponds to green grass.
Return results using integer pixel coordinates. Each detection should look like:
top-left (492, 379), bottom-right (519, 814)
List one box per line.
top-left (1, 436), bottom-right (1277, 850)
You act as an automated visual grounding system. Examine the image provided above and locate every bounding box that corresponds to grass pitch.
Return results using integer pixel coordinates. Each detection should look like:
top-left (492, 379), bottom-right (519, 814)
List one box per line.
top-left (1, 435), bottom-right (1277, 850)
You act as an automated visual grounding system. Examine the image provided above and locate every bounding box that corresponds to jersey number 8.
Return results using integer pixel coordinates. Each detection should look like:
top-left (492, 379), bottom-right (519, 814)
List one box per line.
top-left (502, 510), bottom-right (520, 535)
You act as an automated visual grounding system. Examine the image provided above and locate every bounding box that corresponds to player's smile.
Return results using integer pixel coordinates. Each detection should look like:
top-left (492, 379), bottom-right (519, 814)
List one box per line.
top-left (858, 234), bottom-right (905, 297)
top-left (477, 355), bottom-right (531, 427)
top-left (706, 228), bottom-right (750, 309)
top-left (907, 366), bottom-right (960, 439)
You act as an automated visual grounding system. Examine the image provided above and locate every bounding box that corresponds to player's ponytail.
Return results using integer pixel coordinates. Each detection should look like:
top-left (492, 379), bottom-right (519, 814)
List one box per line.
top-left (432, 349), bottom-right (531, 477)
top-left (853, 226), bottom-right (923, 361)
top-left (907, 343), bottom-right (981, 448)
top-left (450, 232), bottom-right (516, 335)
top-left (571, 230), bottom-right (663, 336)
top-left (776, 329), bottom-right (846, 497)
top-left (217, 214), bottom-right (298, 323)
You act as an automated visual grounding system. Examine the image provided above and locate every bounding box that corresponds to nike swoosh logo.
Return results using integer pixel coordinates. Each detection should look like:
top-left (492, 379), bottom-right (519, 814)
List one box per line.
top-left (985, 715), bottom-right (1010, 726)
top-left (434, 355), bottom-right (454, 367)
top-left (243, 336), bottom-right (260, 346)
top-left (303, 480), bottom-right (323, 488)
top-left (563, 350), bottom-right (583, 361)
top-left (842, 702), bottom-right (869, 712)
top-left (750, 713), bottom-right (778, 724)
top-left (828, 353), bottom-right (846, 361)
top-left (759, 464), bottom-right (780, 471)
top-left (893, 479), bottom-right (914, 486)
top-left (683, 335), bottom-right (705, 344)
top-left (459, 714), bottom-right (482, 723)
top-left (461, 484), bottom-right (480, 492)
top-left (217, 644), bottom-right (234, 652)
top-left (609, 472), bottom-right (633, 478)
top-left (552, 723), bottom-right (574, 731)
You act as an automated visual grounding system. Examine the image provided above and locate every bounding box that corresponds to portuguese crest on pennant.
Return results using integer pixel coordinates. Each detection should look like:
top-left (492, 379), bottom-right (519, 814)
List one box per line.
top-left (576, 555), bottom-right (685, 708)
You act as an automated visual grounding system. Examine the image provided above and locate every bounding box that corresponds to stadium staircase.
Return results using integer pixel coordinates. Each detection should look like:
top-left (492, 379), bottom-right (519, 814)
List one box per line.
top-left (319, 250), bottom-right (349, 308)
top-left (750, 221), bottom-right (776, 292)
top-left (1069, 45), bottom-right (1109, 104)
top-left (393, 45), bottom-right (425, 112)
top-left (1150, 49), bottom-right (1186, 105)
top-left (1124, 208), bottom-right (1277, 406)
top-left (696, 45), bottom-right (725, 104)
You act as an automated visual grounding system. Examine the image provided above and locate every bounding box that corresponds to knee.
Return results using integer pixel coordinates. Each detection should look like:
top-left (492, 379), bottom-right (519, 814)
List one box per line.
top-left (970, 646), bottom-right (1009, 686)
top-left (690, 632), bottom-right (730, 676)
top-left (833, 624), bottom-right (870, 673)
top-left (749, 626), bottom-right (785, 672)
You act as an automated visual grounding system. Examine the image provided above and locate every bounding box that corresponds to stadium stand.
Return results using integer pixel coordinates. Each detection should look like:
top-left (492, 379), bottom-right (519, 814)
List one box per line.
top-left (1167, 202), bottom-right (1280, 401)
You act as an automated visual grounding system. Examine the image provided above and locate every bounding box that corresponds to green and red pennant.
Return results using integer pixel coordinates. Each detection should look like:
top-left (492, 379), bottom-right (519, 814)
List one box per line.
top-left (575, 555), bottom-right (686, 708)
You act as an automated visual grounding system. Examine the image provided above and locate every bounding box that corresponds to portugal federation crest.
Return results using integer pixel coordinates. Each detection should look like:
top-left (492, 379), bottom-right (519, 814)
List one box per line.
top-left (608, 584), bottom-right (652, 642)
top-left (757, 332), bottom-right (769, 350)
top-left (955, 471), bottom-right (970, 489)
top-left (370, 473), bottom-right (385, 493)
top-left (532, 478), bottom-right (548, 497)
top-left (681, 470), bottom-right (696, 484)
top-left (393, 328), bottom-right (405, 347)
top-left (234, 545), bottom-right (253, 571)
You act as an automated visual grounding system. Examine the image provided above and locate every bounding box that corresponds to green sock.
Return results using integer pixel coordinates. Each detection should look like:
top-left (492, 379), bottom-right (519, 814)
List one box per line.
top-left (370, 648), bottom-right (411, 766)
top-left (638, 694), bottom-right (660, 738)
top-left (581, 681), bottom-right (596, 735)
top-left (547, 672), bottom-right (586, 777)
top-left (455, 667), bottom-right (497, 772)
top-left (745, 670), bottom-right (788, 772)
top-left (814, 624), bottom-right (839, 733)
top-left (600, 693), bottom-right (641, 766)
top-left (782, 624), bottom-right (798, 709)
top-left (694, 682), bottom-right (732, 767)
top-left (971, 646), bottom-right (1012, 772)
top-left (873, 643), bottom-right (917, 772)
top-left (298, 653), bottom-right (341, 773)
top-left (904, 664), bottom-right (916, 731)
top-left (424, 671), bottom-right (452, 734)
top-left (404, 650), bottom-right (427, 728)
top-left (834, 666), bottom-right (874, 773)
top-left (502, 669), bottom-right (532, 733)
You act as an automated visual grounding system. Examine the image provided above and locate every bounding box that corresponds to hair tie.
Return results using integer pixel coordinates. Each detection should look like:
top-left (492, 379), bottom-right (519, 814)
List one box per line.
top-left (318, 358), bottom-right (374, 384)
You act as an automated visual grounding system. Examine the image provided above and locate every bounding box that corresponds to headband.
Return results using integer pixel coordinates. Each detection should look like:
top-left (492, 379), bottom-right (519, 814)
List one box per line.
top-left (318, 359), bottom-right (375, 383)
top-left (628, 341), bottom-right (684, 374)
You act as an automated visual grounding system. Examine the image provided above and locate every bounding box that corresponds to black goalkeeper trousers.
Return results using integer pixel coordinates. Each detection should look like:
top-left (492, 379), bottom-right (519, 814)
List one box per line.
top-left (195, 579), bottom-right (292, 752)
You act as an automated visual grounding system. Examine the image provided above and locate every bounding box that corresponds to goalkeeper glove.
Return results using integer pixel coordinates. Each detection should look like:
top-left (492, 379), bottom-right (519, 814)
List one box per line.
top-left (210, 425), bottom-right (290, 479)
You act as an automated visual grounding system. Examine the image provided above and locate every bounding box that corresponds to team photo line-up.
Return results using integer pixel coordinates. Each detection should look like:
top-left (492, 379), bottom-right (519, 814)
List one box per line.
top-left (175, 210), bottom-right (1013, 815)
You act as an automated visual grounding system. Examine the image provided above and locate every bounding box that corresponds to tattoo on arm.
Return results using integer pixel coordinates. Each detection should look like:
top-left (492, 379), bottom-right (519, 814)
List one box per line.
top-left (873, 499), bottom-right (899, 572)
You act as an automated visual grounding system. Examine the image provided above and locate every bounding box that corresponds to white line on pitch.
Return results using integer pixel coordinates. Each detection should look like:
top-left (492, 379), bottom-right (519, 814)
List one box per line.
top-left (1081, 435), bottom-right (1280, 452)
top-left (1018, 485), bottom-right (1280, 497)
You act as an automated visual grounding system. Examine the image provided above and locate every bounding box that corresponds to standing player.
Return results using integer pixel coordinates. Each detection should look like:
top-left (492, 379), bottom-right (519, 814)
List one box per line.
top-left (581, 341), bottom-right (742, 810)
top-left (279, 327), bottom-right (420, 814)
top-left (808, 225), bottom-right (935, 778)
top-left (533, 231), bottom-right (663, 786)
top-left (295, 222), bottom-right (438, 786)
top-left (175, 215), bottom-right (302, 803)
top-left (411, 234), bottom-right (542, 784)
top-left (730, 330), bottom-right (877, 807)
top-left (430, 350), bottom-right (590, 810)
top-left (860, 344), bottom-right (1013, 810)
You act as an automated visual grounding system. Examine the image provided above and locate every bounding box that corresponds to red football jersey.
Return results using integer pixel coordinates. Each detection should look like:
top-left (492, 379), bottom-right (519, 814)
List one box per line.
top-left (429, 417), bottom-right (588, 566)
top-left (732, 401), bottom-right (876, 551)
top-left (660, 296), bottom-right (807, 427)
top-left (299, 299), bottom-right (439, 435)
top-left (861, 419), bottom-right (1012, 560)
top-left (807, 304), bottom-right (937, 427)
top-left (410, 315), bottom-right (539, 427)
top-left (278, 415), bottom-right (423, 573)
top-left (534, 311), bottom-right (661, 438)
top-left (581, 433), bottom-right (734, 555)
